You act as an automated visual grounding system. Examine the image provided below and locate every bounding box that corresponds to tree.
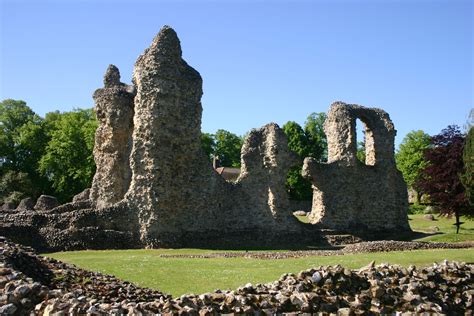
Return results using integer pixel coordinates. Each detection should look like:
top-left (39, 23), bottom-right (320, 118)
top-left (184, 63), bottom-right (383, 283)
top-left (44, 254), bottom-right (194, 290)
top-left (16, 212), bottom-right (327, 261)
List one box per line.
top-left (283, 113), bottom-right (327, 201)
top-left (201, 133), bottom-right (216, 159)
top-left (356, 140), bottom-right (366, 164)
top-left (0, 99), bottom-right (49, 198)
top-left (396, 130), bottom-right (431, 204)
top-left (304, 112), bottom-right (327, 162)
top-left (462, 127), bottom-right (474, 206)
top-left (417, 125), bottom-right (470, 233)
top-left (0, 170), bottom-right (34, 204)
top-left (282, 121), bottom-right (309, 157)
top-left (282, 121), bottom-right (312, 200)
top-left (213, 129), bottom-right (243, 168)
top-left (39, 109), bottom-right (97, 202)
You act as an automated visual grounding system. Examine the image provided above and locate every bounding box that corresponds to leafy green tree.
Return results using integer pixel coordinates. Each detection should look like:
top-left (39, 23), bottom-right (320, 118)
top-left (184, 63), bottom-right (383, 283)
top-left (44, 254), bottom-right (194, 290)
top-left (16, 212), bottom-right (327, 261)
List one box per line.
top-left (282, 121), bottom-right (312, 200)
top-left (0, 99), bottom-right (43, 171)
top-left (396, 130), bottom-right (431, 204)
top-left (201, 133), bottom-right (216, 159)
top-left (356, 140), bottom-right (366, 163)
top-left (39, 109), bottom-right (97, 202)
top-left (462, 127), bottom-right (473, 206)
top-left (214, 129), bottom-right (243, 168)
top-left (0, 99), bottom-right (49, 198)
top-left (304, 112), bottom-right (327, 162)
top-left (283, 113), bottom-right (327, 201)
top-left (283, 121), bottom-right (309, 157)
top-left (0, 171), bottom-right (34, 204)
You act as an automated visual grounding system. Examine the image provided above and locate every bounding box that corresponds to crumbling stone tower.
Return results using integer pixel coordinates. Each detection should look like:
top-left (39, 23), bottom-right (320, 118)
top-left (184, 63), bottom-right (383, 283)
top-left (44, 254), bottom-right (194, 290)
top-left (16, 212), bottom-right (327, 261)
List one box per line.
top-left (90, 65), bottom-right (135, 209)
top-left (302, 102), bottom-right (410, 231)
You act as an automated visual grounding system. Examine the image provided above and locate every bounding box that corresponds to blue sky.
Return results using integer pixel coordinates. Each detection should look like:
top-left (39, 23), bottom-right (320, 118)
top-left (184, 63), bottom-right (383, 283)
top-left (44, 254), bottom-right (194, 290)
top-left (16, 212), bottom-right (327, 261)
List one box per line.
top-left (1, 0), bottom-right (472, 147)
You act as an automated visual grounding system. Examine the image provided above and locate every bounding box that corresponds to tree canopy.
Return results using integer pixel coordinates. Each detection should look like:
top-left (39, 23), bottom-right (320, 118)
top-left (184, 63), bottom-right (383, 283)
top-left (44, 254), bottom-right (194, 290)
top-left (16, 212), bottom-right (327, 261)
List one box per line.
top-left (0, 99), bottom-right (98, 204)
top-left (38, 109), bottom-right (97, 202)
top-left (396, 130), bottom-right (431, 198)
top-left (282, 112), bottom-right (327, 200)
top-left (417, 125), bottom-right (470, 233)
top-left (462, 127), bottom-right (474, 206)
top-left (213, 129), bottom-right (243, 168)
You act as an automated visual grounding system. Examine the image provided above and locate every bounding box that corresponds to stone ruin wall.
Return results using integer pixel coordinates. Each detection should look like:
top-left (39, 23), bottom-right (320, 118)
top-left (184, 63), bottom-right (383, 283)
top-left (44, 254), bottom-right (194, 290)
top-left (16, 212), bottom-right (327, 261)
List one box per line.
top-left (302, 102), bottom-right (410, 231)
top-left (90, 65), bottom-right (135, 209)
top-left (0, 26), bottom-right (410, 251)
top-left (88, 26), bottom-right (303, 247)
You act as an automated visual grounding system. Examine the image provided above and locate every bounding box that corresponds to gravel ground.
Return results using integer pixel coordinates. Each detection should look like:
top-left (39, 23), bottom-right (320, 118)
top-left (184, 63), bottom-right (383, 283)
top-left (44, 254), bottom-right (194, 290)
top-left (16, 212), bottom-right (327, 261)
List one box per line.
top-left (1, 237), bottom-right (473, 315)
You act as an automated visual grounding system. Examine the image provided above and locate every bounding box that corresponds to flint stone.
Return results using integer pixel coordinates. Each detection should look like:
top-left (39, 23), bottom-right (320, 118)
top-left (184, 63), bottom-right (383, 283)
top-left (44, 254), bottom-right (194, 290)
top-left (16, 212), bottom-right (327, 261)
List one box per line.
top-left (1, 202), bottom-right (16, 212)
top-left (34, 195), bottom-right (59, 211)
top-left (423, 214), bottom-right (435, 221)
top-left (0, 303), bottom-right (17, 314)
top-left (16, 197), bottom-right (35, 211)
top-left (72, 188), bottom-right (91, 203)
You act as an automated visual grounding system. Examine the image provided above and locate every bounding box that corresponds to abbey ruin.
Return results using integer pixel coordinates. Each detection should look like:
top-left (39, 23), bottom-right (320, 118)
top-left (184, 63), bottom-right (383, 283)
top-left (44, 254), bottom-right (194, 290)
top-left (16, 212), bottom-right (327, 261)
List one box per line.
top-left (0, 26), bottom-right (410, 251)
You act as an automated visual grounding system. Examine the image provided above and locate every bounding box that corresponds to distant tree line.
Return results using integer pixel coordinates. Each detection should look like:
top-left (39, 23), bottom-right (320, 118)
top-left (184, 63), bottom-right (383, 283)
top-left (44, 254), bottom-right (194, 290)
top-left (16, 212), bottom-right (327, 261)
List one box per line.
top-left (0, 99), bottom-right (97, 203)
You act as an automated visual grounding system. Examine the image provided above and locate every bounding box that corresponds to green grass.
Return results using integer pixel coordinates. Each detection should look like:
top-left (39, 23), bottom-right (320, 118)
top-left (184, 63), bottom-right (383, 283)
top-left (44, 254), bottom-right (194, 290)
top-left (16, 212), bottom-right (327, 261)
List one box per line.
top-left (294, 213), bottom-right (474, 243)
top-left (49, 248), bottom-right (474, 297)
top-left (409, 214), bottom-right (474, 242)
top-left (46, 213), bottom-right (473, 296)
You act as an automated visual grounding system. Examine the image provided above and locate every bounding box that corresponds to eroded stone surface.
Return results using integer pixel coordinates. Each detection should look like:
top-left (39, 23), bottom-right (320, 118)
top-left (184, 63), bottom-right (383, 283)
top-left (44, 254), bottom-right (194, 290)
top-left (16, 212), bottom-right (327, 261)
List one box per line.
top-left (34, 195), bottom-right (59, 211)
top-left (302, 102), bottom-right (409, 231)
top-left (0, 26), bottom-right (410, 251)
top-left (90, 65), bottom-right (135, 209)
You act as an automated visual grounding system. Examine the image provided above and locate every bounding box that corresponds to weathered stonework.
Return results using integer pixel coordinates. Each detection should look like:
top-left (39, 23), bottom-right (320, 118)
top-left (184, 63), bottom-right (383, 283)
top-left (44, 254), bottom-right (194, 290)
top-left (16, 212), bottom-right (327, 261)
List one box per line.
top-left (90, 65), bottom-right (135, 208)
top-left (0, 26), bottom-right (410, 251)
top-left (302, 102), bottom-right (409, 231)
top-left (124, 27), bottom-right (300, 246)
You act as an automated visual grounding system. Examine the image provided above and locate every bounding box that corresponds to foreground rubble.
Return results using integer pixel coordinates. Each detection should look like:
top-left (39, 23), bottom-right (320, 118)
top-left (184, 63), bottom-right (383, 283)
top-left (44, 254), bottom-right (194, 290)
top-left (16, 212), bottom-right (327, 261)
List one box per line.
top-left (1, 237), bottom-right (472, 315)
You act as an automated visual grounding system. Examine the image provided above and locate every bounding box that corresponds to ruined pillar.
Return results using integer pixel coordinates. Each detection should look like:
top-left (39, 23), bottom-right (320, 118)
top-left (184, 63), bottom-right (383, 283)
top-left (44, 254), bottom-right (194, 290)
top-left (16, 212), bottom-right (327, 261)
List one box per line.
top-left (90, 65), bottom-right (135, 208)
top-left (125, 26), bottom-right (231, 245)
top-left (302, 102), bottom-right (410, 232)
top-left (237, 123), bottom-right (300, 226)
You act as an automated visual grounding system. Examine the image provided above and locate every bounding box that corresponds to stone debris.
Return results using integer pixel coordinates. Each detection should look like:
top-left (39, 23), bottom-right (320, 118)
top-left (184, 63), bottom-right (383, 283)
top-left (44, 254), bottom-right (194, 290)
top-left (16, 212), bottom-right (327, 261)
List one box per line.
top-left (157, 240), bottom-right (473, 260)
top-left (33, 195), bottom-right (59, 211)
top-left (15, 198), bottom-right (35, 212)
top-left (293, 210), bottom-right (308, 217)
top-left (1, 238), bottom-right (472, 315)
top-left (72, 188), bottom-right (91, 203)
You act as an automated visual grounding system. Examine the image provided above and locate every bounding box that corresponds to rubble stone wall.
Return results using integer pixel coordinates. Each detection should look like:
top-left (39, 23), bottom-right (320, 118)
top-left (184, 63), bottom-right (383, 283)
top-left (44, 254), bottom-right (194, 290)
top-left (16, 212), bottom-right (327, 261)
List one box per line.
top-left (0, 26), bottom-right (409, 251)
top-left (302, 102), bottom-right (409, 231)
top-left (90, 65), bottom-right (135, 209)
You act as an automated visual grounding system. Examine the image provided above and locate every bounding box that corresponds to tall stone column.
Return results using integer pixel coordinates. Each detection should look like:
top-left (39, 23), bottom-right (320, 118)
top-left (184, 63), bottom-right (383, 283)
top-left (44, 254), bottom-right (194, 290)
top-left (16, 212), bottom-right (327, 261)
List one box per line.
top-left (90, 65), bottom-right (135, 209)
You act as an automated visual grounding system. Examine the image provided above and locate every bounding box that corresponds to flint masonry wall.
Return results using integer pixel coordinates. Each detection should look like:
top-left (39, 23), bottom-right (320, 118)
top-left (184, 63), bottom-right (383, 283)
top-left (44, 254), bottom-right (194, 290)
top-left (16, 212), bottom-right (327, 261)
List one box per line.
top-left (0, 26), bottom-right (410, 251)
top-left (302, 102), bottom-right (410, 231)
top-left (90, 65), bottom-right (135, 209)
top-left (120, 26), bottom-right (301, 246)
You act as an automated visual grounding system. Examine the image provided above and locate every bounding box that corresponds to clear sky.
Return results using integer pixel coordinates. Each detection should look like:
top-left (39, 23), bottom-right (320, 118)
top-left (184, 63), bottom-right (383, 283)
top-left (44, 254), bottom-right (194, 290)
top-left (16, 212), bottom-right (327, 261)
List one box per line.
top-left (1, 0), bottom-right (472, 147)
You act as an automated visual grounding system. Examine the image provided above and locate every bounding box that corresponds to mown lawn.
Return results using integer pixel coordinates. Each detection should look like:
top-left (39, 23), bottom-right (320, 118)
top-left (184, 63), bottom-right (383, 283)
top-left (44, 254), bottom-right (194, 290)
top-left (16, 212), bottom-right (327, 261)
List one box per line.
top-left (409, 214), bottom-right (474, 242)
top-left (48, 213), bottom-right (473, 296)
top-left (295, 213), bottom-right (474, 243)
top-left (49, 248), bottom-right (474, 297)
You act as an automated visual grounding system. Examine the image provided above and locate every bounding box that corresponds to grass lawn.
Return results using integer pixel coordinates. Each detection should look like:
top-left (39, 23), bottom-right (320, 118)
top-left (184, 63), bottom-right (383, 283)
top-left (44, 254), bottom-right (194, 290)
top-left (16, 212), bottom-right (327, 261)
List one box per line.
top-left (295, 213), bottom-right (474, 243)
top-left (47, 213), bottom-right (473, 296)
top-left (48, 248), bottom-right (474, 297)
top-left (409, 214), bottom-right (474, 242)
